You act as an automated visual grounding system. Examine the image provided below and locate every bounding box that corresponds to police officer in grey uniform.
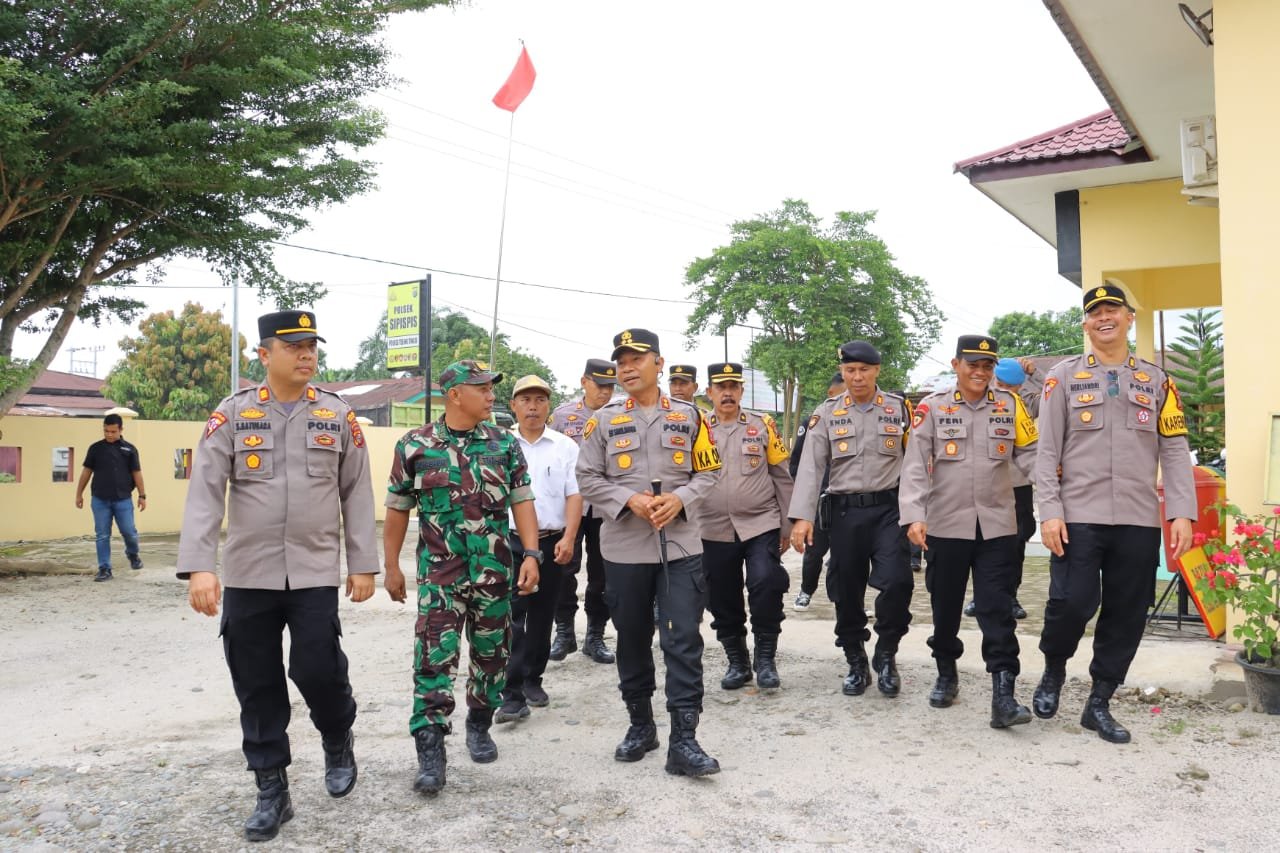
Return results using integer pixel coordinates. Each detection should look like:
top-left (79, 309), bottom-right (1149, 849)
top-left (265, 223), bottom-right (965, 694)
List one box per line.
top-left (789, 372), bottom-right (845, 611)
top-left (576, 328), bottom-right (723, 776)
top-left (789, 341), bottom-right (913, 698)
top-left (667, 364), bottom-right (699, 404)
top-left (548, 358), bottom-right (618, 664)
top-left (1033, 284), bottom-right (1197, 743)
top-left (900, 335), bottom-right (1039, 728)
top-left (179, 310), bottom-right (377, 843)
top-left (700, 362), bottom-right (795, 690)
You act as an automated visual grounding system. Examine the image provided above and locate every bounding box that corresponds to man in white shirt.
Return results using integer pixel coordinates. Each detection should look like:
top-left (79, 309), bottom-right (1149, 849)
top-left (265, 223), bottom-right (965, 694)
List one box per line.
top-left (496, 375), bottom-right (583, 722)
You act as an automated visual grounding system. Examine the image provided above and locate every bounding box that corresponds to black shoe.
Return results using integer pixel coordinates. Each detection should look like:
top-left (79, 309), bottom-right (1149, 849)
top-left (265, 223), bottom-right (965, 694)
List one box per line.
top-left (990, 671), bottom-right (1033, 728)
top-left (465, 709), bottom-right (498, 763)
top-left (321, 730), bottom-right (357, 798)
top-left (525, 683), bottom-right (550, 707)
top-left (872, 649), bottom-right (900, 697)
top-left (753, 634), bottom-right (781, 690)
top-left (1080, 683), bottom-right (1131, 743)
top-left (129, 556), bottom-right (144, 570)
top-left (910, 561), bottom-right (922, 573)
top-left (244, 768), bottom-right (293, 842)
top-left (842, 644), bottom-right (870, 696)
top-left (1011, 600), bottom-right (1027, 620)
top-left (720, 636), bottom-right (753, 690)
top-left (549, 622), bottom-right (576, 661)
top-left (412, 726), bottom-right (447, 794)
top-left (929, 660), bottom-right (959, 708)
top-left (582, 625), bottom-right (615, 664)
top-left (665, 710), bottom-right (720, 777)
top-left (615, 699), bottom-right (659, 762)
top-left (1033, 669), bottom-right (1065, 719)
top-left (963, 600), bottom-right (976, 617)
top-left (494, 697), bottom-right (531, 724)
top-left (94, 567), bottom-right (112, 582)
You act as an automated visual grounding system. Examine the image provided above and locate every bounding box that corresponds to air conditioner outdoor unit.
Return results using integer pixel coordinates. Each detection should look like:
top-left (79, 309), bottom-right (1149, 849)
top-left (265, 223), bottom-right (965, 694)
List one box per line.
top-left (1180, 115), bottom-right (1217, 188)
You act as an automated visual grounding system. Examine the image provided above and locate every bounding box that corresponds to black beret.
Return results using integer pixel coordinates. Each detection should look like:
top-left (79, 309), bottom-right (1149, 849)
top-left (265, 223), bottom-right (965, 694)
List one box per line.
top-left (838, 340), bottom-right (881, 365)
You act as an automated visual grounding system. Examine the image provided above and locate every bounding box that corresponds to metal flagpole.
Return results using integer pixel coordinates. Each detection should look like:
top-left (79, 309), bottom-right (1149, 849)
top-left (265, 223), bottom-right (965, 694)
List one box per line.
top-left (231, 279), bottom-right (239, 395)
top-left (489, 110), bottom-right (516, 369)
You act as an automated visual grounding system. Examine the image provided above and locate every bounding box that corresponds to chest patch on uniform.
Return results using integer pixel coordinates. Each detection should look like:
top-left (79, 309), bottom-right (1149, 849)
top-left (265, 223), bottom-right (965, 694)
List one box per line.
top-left (835, 427), bottom-right (849, 436)
top-left (883, 424), bottom-right (899, 434)
top-left (992, 399), bottom-right (1009, 413)
top-left (610, 415), bottom-right (632, 425)
top-left (832, 408), bottom-right (848, 417)
top-left (420, 457), bottom-right (449, 471)
top-left (1137, 409), bottom-right (1151, 424)
top-left (746, 426), bottom-right (759, 437)
top-left (837, 441), bottom-right (849, 452)
top-left (310, 408), bottom-right (337, 419)
top-left (673, 451), bottom-right (686, 465)
top-left (939, 405), bottom-right (960, 415)
top-left (314, 434), bottom-right (336, 447)
top-left (610, 425), bottom-right (637, 438)
top-left (1074, 371), bottom-right (1092, 380)
top-left (749, 457), bottom-right (761, 468)
top-left (1077, 393), bottom-right (1095, 404)
top-left (242, 434), bottom-right (264, 448)
top-left (615, 438), bottom-right (632, 449)
top-left (238, 408), bottom-right (266, 419)
top-left (945, 441), bottom-right (958, 456)
top-left (245, 453), bottom-right (262, 469)
top-left (665, 412), bottom-right (689, 422)
top-left (669, 435), bottom-right (687, 446)
top-left (1134, 371), bottom-right (1151, 382)
top-left (1080, 411), bottom-right (1094, 424)
top-left (997, 443), bottom-right (1007, 454)
top-left (884, 437), bottom-right (897, 449)
top-left (480, 454), bottom-right (505, 466)
top-left (567, 414), bottom-right (579, 422)
top-left (994, 428), bottom-right (1010, 437)
top-left (617, 453), bottom-right (633, 469)
top-left (1136, 393), bottom-right (1152, 406)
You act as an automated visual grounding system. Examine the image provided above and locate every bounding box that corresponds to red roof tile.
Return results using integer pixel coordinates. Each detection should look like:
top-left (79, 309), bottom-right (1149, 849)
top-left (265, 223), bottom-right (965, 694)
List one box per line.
top-left (954, 110), bottom-right (1131, 173)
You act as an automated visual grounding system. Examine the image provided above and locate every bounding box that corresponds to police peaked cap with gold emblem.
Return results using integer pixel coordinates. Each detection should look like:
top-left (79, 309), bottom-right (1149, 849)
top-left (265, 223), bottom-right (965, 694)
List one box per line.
top-left (439, 359), bottom-right (503, 392)
top-left (611, 328), bottom-right (660, 360)
top-left (584, 358), bottom-right (618, 385)
top-left (708, 362), bottom-right (744, 383)
top-left (669, 365), bottom-right (697, 382)
top-left (956, 334), bottom-right (999, 362)
top-left (1083, 283), bottom-right (1130, 313)
top-left (259, 309), bottom-right (325, 343)
top-left (838, 341), bottom-right (881, 365)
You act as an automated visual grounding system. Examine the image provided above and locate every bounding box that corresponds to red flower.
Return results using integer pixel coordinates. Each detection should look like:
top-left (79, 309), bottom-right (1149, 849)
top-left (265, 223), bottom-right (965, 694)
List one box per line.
top-left (1210, 551), bottom-right (1228, 565)
top-left (1210, 528), bottom-right (1220, 538)
top-left (1219, 570), bottom-right (1239, 588)
top-left (1193, 532), bottom-right (1207, 546)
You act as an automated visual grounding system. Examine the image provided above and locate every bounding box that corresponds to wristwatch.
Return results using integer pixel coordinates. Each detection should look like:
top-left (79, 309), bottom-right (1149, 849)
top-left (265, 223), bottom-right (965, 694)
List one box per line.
top-left (138, 494), bottom-right (147, 499)
top-left (523, 549), bottom-right (544, 566)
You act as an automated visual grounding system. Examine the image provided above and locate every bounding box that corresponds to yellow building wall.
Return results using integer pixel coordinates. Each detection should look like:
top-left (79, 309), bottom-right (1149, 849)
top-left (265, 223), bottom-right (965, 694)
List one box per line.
top-left (1215, 0), bottom-right (1280, 515)
top-left (1078, 179), bottom-right (1222, 358)
top-left (0, 416), bottom-right (410, 542)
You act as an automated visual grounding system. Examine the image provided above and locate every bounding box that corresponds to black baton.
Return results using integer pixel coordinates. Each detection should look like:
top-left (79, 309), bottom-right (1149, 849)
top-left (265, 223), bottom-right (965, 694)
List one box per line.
top-left (651, 478), bottom-right (670, 572)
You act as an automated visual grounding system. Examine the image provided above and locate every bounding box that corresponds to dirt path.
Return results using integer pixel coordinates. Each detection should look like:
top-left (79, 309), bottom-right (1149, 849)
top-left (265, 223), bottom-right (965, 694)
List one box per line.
top-left (1, 537), bottom-right (1277, 851)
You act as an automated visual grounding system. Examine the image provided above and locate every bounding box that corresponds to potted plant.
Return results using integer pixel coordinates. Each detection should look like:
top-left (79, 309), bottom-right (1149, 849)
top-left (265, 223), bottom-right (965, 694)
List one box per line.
top-left (1194, 503), bottom-right (1280, 714)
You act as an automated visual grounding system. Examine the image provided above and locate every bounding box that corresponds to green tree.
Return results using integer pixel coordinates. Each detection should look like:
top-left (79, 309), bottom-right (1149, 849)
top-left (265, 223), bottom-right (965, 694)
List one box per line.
top-left (987, 308), bottom-right (1085, 356)
top-left (685, 199), bottom-right (943, 441)
top-left (1167, 308), bottom-right (1225, 459)
top-left (104, 302), bottom-right (248, 420)
top-left (0, 0), bottom-right (447, 416)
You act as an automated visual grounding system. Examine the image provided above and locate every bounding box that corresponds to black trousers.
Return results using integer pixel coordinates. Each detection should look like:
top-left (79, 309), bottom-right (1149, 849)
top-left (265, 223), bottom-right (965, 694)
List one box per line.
top-left (504, 532), bottom-right (567, 702)
top-left (1011, 484), bottom-right (1036, 593)
top-left (826, 500), bottom-right (913, 653)
top-left (800, 522), bottom-right (831, 596)
top-left (221, 586), bottom-right (356, 770)
top-left (925, 525), bottom-right (1021, 674)
top-left (555, 512), bottom-right (609, 629)
top-left (603, 554), bottom-right (706, 711)
top-left (1039, 523), bottom-right (1160, 685)
top-left (703, 530), bottom-right (789, 641)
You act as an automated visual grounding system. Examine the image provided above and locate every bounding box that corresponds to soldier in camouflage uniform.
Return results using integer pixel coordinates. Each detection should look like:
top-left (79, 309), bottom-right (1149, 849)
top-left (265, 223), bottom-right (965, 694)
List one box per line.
top-left (382, 360), bottom-right (542, 795)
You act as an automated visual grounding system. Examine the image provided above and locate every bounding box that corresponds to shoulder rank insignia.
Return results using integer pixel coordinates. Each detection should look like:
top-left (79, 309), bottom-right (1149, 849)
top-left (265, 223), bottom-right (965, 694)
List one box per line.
top-left (257, 387), bottom-right (270, 403)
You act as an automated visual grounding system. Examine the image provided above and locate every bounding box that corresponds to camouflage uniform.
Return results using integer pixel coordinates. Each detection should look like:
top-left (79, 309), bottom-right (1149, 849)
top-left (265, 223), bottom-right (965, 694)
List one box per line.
top-left (386, 416), bottom-right (534, 732)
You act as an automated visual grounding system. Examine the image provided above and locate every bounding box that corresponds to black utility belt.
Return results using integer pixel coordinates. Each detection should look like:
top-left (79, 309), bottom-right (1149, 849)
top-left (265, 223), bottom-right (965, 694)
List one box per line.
top-left (537, 529), bottom-right (565, 539)
top-left (830, 488), bottom-right (898, 508)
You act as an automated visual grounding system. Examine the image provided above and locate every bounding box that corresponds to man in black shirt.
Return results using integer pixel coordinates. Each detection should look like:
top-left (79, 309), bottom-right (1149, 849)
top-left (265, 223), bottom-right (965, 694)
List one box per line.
top-left (76, 414), bottom-right (147, 581)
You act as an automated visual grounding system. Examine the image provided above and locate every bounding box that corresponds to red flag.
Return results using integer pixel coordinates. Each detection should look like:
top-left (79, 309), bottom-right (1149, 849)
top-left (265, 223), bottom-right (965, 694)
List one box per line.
top-left (492, 46), bottom-right (536, 112)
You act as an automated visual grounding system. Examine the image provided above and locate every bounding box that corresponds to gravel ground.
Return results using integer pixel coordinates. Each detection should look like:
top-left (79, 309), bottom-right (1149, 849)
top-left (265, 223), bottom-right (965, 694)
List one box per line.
top-left (2, 533), bottom-right (1278, 852)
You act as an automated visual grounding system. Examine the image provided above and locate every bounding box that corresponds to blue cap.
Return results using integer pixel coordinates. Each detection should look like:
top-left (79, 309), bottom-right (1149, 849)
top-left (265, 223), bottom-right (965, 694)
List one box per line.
top-left (994, 358), bottom-right (1025, 386)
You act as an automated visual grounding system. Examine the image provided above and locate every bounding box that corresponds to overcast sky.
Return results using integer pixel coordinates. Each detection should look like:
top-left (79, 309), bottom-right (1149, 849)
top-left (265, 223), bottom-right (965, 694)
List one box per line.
top-left (17, 0), bottom-right (1109, 390)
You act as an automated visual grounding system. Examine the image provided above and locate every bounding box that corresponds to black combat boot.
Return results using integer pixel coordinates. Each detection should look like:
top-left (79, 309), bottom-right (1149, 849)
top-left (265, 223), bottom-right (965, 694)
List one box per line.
top-left (244, 768), bottom-right (293, 842)
top-left (720, 636), bottom-right (753, 690)
top-left (582, 622), bottom-right (615, 664)
top-left (1080, 680), bottom-right (1131, 744)
top-left (412, 725), bottom-right (448, 794)
top-left (990, 671), bottom-right (1033, 728)
top-left (929, 658), bottom-right (960, 708)
top-left (320, 730), bottom-right (357, 798)
top-left (665, 710), bottom-right (720, 777)
top-left (614, 698), bottom-right (660, 761)
top-left (871, 648), bottom-right (901, 697)
top-left (549, 621), bottom-right (576, 660)
top-left (842, 642), bottom-right (870, 696)
top-left (753, 633), bottom-right (781, 689)
top-left (465, 708), bottom-right (498, 763)
top-left (1033, 662), bottom-right (1067, 719)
